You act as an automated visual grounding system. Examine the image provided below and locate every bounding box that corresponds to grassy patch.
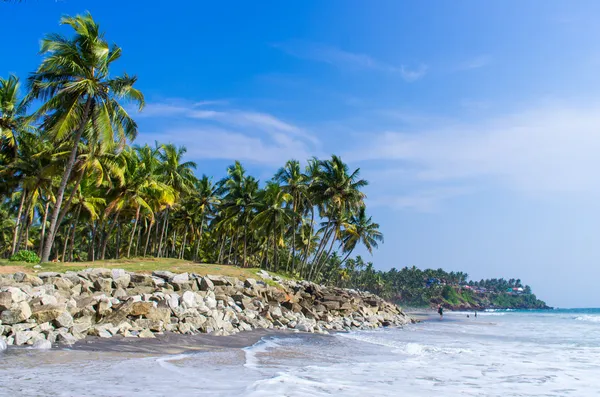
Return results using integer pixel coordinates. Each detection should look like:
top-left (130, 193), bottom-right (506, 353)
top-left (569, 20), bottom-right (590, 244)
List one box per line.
top-left (0, 258), bottom-right (297, 287)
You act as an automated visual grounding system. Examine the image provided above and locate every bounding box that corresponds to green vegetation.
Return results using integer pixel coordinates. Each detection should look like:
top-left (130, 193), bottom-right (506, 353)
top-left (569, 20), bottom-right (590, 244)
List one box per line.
top-left (9, 250), bottom-right (40, 263)
top-left (329, 260), bottom-right (548, 309)
top-left (0, 12), bottom-right (381, 286)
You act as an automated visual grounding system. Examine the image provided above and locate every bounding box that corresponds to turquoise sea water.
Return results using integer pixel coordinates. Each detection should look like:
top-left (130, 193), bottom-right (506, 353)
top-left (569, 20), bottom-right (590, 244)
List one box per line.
top-left (1, 308), bottom-right (599, 396)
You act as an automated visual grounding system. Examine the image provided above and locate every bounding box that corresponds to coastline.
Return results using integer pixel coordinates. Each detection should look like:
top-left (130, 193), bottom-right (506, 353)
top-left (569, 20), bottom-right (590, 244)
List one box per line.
top-left (0, 268), bottom-right (413, 350)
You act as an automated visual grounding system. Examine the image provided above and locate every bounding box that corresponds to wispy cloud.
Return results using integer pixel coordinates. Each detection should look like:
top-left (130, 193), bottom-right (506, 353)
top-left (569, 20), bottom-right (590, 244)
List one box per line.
top-left (349, 103), bottom-right (600, 196)
top-left (368, 187), bottom-right (473, 212)
top-left (137, 99), bottom-right (321, 165)
top-left (274, 41), bottom-right (427, 82)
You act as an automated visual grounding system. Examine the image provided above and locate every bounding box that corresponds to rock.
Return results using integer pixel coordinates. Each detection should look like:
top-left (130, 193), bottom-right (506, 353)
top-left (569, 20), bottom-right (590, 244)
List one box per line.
top-left (31, 339), bottom-right (52, 350)
top-left (205, 296), bottom-right (217, 309)
top-left (130, 301), bottom-right (154, 316)
top-left (72, 316), bottom-right (93, 334)
top-left (152, 271), bottom-right (175, 280)
top-left (57, 330), bottom-right (78, 345)
top-left (38, 272), bottom-right (59, 279)
top-left (94, 278), bottom-right (113, 293)
top-left (1, 287), bottom-right (27, 304)
top-left (206, 275), bottom-right (229, 286)
top-left (52, 277), bottom-right (74, 290)
top-left (181, 291), bottom-right (197, 308)
top-left (89, 324), bottom-right (113, 338)
top-left (294, 322), bottom-right (311, 332)
top-left (167, 294), bottom-right (179, 309)
top-left (0, 292), bottom-right (12, 310)
top-left (31, 306), bottom-right (64, 323)
top-left (199, 277), bottom-right (214, 291)
top-left (113, 287), bottom-right (128, 298)
top-left (14, 273), bottom-right (43, 287)
top-left (130, 274), bottom-right (154, 286)
top-left (321, 301), bottom-right (340, 310)
top-left (139, 327), bottom-right (158, 338)
top-left (113, 275), bottom-right (131, 289)
top-left (15, 330), bottom-right (37, 345)
top-left (97, 300), bottom-right (113, 316)
top-left (1, 301), bottom-right (32, 324)
top-left (171, 273), bottom-right (189, 284)
top-left (54, 311), bottom-right (74, 328)
top-left (0, 339), bottom-right (6, 351)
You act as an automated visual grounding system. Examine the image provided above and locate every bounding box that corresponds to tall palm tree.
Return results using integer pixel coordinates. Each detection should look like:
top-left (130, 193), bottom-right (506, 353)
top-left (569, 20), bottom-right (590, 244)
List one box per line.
top-left (29, 12), bottom-right (144, 262)
top-left (156, 143), bottom-right (196, 257)
top-left (251, 182), bottom-right (293, 271)
top-left (309, 155), bottom-right (367, 279)
top-left (340, 206), bottom-right (383, 264)
top-left (220, 162), bottom-right (260, 267)
top-left (274, 159), bottom-right (309, 273)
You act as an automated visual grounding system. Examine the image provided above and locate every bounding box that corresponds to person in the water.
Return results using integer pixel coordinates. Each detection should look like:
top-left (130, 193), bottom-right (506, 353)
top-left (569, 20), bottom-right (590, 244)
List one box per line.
top-left (437, 304), bottom-right (444, 318)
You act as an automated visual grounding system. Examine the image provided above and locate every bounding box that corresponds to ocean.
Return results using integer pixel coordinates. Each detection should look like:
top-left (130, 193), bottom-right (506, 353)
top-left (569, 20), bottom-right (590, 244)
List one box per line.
top-left (1, 309), bottom-right (599, 396)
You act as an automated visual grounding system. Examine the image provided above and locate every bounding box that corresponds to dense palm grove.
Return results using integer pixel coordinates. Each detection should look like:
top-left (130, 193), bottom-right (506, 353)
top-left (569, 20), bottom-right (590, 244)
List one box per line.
top-left (0, 13), bottom-right (383, 284)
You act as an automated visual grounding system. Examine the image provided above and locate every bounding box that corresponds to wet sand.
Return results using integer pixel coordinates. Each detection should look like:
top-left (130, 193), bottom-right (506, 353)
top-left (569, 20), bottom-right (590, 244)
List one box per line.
top-left (68, 328), bottom-right (329, 355)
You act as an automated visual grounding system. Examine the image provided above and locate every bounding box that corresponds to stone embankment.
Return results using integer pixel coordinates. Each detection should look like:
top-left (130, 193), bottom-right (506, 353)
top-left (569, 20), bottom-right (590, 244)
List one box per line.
top-left (0, 268), bottom-right (413, 349)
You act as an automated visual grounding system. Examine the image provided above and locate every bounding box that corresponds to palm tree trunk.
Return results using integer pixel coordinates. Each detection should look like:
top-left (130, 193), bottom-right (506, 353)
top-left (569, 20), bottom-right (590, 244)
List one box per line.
top-left (243, 224), bottom-right (248, 268)
top-left (227, 232), bottom-right (235, 264)
top-left (135, 218), bottom-right (143, 257)
top-left (68, 205), bottom-right (82, 262)
top-left (39, 201), bottom-right (50, 257)
top-left (272, 227), bottom-right (277, 272)
top-left (101, 213), bottom-right (119, 260)
top-left (144, 220), bottom-right (153, 257)
top-left (115, 220), bottom-right (122, 259)
top-left (316, 229), bottom-right (339, 280)
top-left (157, 207), bottom-right (169, 257)
top-left (218, 235), bottom-right (226, 264)
top-left (340, 249), bottom-right (355, 266)
top-left (16, 194), bottom-right (33, 252)
top-left (89, 221), bottom-right (96, 262)
top-left (127, 206), bottom-right (140, 258)
top-left (11, 188), bottom-right (26, 255)
top-left (61, 225), bottom-right (70, 262)
top-left (24, 217), bottom-right (31, 251)
top-left (56, 170), bottom-right (85, 235)
top-left (170, 229), bottom-right (177, 259)
top-left (180, 225), bottom-right (188, 260)
top-left (41, 95), bottom-right (93, 263)
top-left (194, 218), bottom-right (205, 262)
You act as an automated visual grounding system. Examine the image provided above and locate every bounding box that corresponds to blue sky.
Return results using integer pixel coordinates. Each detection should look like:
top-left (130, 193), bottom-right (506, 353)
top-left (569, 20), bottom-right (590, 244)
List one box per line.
top-left (2, 1), bottom-right (600, 307)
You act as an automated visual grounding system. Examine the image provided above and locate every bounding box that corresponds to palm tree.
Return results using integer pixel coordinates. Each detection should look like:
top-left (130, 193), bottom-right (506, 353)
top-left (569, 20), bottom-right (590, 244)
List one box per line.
top-left (340, 206), bottom-right (383, 264)
top-left (274, 159), bottom-right (309, 273)
top-left (0, 75), bottom-right (31, 161)
top-left (220, 162), bottom-right (260, 267)
top-left (309, 155), bottom-right (367, 279)
top-left (29, 12), bottom-right (144, 262)
top-left (251, 182), bottom-right (293, 271)
top-left (189, 175), bottom-right (219, 261)
top-left (156, 143), bottom-right (196, 257)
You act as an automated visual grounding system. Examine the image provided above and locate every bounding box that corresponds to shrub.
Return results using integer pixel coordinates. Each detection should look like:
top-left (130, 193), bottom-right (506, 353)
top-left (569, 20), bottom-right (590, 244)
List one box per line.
top-left (9, 250), bottom-right (40, 263)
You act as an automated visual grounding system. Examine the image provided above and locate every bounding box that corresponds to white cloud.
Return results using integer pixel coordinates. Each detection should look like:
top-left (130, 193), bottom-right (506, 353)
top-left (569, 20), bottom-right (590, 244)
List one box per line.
top-left (350, 103), bottom-right (600, 195)
top-left (143, 127), bottom-right (314, 165)
top-left (275, 41), bottom-right (427, 82)
top-left (137, 100), bottom-right (321, 165)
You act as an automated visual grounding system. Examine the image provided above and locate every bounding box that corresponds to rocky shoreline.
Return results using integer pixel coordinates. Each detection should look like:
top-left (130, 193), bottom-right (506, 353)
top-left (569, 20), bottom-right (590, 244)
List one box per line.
top-left (0, 268), bottom-right (413, 350)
